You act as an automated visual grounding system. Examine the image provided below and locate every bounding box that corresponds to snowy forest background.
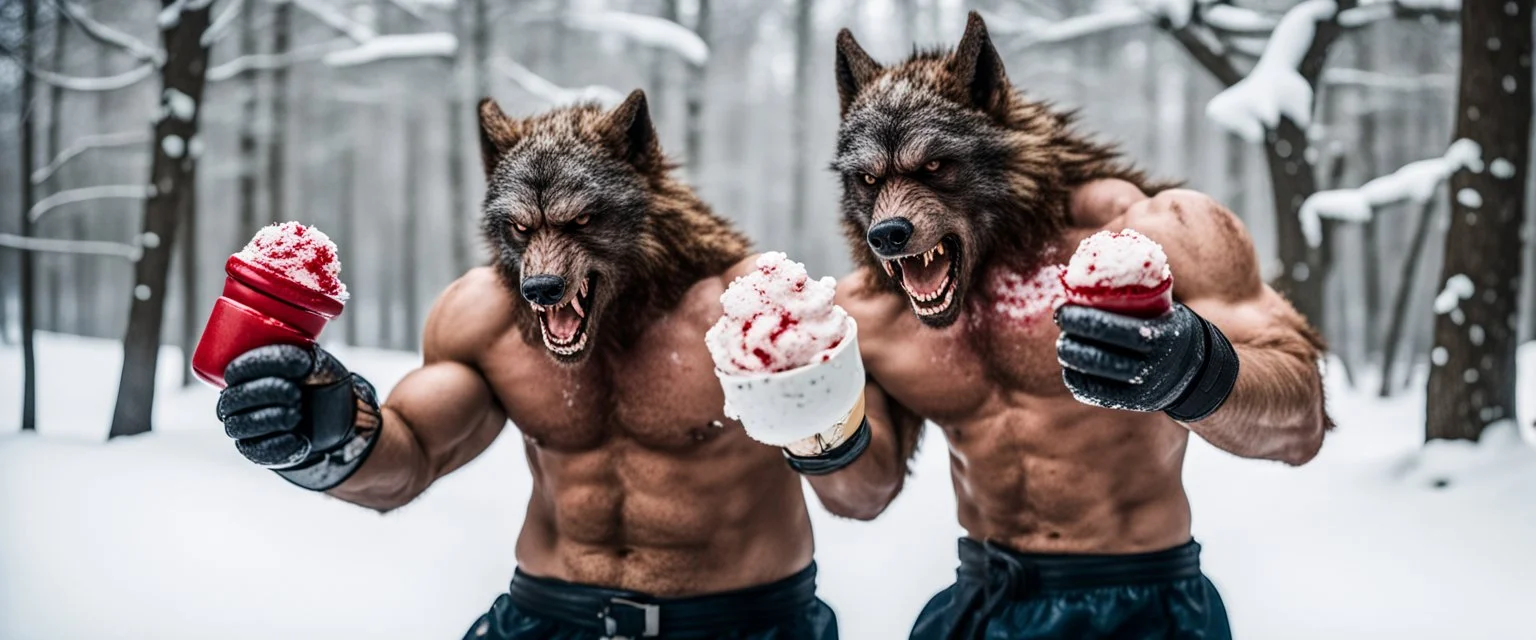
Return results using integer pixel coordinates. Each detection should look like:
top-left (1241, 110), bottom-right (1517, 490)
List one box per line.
top-left (1, 1), bottom-right (1534, 639)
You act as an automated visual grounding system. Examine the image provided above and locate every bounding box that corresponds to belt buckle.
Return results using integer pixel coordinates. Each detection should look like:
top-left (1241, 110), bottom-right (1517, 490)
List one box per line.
top-left (600, 597), bottom-right (660, 639)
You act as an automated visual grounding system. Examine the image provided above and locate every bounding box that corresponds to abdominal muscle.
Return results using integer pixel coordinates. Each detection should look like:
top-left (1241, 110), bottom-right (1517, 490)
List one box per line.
top-left (942, 392), bottom-right (1194, 554)
top-left (512, 431), bottom-right (814, 597)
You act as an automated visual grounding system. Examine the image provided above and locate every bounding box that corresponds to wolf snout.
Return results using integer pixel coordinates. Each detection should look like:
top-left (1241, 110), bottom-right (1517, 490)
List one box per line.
top-left (867, 218), bottom-right (915, 257)
top-left (520, 274), bottom-right (567, 306)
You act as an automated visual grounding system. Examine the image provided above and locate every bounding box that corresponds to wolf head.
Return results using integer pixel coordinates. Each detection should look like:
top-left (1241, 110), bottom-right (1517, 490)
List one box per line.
top-left (832, 12), bottom-right (1150, 328)
top-left (479, 90), bottom-right (750, 364)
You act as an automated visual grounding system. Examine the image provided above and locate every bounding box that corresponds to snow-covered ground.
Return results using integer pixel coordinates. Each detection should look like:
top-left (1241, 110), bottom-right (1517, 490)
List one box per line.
top-left (2, 333), bottom-right (1533, 640)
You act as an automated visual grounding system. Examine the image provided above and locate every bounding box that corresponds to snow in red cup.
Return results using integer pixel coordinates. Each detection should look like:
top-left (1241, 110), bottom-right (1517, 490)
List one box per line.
top-left (1061, 229), bottom-right (1173, 318)
top-left (707, 253), bottom-right (862, 446)
top-left (191, 222), bottom-right (348, 388)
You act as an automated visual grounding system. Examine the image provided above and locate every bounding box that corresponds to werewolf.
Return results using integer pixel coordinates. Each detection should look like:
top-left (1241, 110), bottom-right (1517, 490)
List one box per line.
top-left (803, 12), bottom-right (1330, 640)
top-left (213, 91), bottom-right (838, 639)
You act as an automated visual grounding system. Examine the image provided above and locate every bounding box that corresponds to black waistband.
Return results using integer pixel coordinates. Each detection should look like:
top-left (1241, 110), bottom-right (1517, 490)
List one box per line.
top-left (957, 537), bottom-right (1204, 594)
top-left (944, 539), bottom-right (1204, 640)
top-left (506, 563), bottom-right (819, 638)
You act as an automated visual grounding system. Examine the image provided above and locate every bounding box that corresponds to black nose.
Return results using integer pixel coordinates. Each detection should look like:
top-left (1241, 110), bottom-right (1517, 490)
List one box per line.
top-left (867, 218), bottom-right (915, 257)
top-left (520, 275), bottom-right (566, 306)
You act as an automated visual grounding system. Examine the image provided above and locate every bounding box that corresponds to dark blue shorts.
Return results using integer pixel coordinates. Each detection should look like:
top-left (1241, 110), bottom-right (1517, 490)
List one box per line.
top-left (463, 563), bottom-right (837, 640)
top-left (910, 539), bottom-right (1231, 640)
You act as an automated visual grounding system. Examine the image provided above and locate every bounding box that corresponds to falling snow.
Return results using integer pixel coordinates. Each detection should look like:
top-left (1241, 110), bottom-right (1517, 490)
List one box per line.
top-left (1432, 274), bottom-right (1475, 314)
top-left (1490, 158), bottom-right (1516, 179)
top-left (140, 232), bottom-right (160, 249)
top-left (1503, 76), bottom-right (1518, 94)
top-left (1432, 346), bottom-right (1448, 366)
top-left (1470, 325), bottom-right (1485, 346)
top-left (133, 285), bottom-right (151, 301)
top-left (161, 135), bottom-right (185, 159)
top-left (162, 89), bottom-right (197, 122)
top-left (1456, 188), bottom-right (1482, 208)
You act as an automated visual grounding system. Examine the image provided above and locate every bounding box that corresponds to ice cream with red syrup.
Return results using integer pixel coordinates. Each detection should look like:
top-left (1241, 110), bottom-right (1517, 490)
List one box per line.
top-left (707, 252), bottom-right (848, 374)
top-left (236, 221), bottom-right (348, 300)
top-left (1062, 229), bottom-right (1173, 318)
top-left (192, 221), bottom-right (348, 388)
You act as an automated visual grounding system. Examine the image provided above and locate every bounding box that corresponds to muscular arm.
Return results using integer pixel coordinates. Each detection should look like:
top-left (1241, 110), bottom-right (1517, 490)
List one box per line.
top-left (798, 275), bottom-right (927, 520)
top-left (1083, 181), bottom-right (1330, 465)
top-left (329, 272), bottom-right (511, 511)
top-left (803, 379), bottom-right (925, 520)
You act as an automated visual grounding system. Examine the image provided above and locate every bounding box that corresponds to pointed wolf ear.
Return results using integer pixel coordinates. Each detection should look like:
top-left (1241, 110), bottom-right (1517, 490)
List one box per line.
top-left (950, 12), bottom-right (1009, 119)
top-left (835, 29), bottom-right (881, 117)
top-left (600, 89), bottom-right (661, 170)
top-left (478, 98), bottom-right (520, 176)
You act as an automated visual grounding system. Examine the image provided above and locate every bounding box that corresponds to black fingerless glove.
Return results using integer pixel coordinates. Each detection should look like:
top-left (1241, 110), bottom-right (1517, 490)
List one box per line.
top-left (1054, 303), bottom-right (1239, 422)
top-left (216, 344), bottom-right (381, 491)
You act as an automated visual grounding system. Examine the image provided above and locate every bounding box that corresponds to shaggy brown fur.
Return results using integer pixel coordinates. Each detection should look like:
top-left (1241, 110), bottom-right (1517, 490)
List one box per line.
top-left (833, 12), bottom-right (1177, 322)
top-left (478, 92), bottom-right (750, 361)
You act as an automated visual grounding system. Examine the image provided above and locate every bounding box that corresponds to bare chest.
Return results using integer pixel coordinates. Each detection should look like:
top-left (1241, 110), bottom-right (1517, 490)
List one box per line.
top-left (872, 266), bottom-right (1072, 421)
top-left (485, 319), bottom-right (736, 451)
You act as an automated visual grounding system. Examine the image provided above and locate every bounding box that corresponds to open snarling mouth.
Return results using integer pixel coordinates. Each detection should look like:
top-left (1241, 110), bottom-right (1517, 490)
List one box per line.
top-left (882, 235), bottom-right (961, 319)
top-left (532, 276), bottom-right (596, 359)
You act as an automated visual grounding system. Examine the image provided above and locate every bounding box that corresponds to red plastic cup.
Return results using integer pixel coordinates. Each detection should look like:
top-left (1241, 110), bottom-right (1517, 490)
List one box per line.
top-left (1061, 275), bottom-right (1174, 319)
top-left (191, 254), bottom-right (346, 388)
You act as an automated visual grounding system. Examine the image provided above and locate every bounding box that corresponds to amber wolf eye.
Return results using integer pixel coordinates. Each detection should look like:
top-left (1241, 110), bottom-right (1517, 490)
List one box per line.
top-left (863, 174), bottom-right (878, 185)
top-left (924, 160), bottom-right (942, 172)
top-left (574, 214), bottom-right (591, 226)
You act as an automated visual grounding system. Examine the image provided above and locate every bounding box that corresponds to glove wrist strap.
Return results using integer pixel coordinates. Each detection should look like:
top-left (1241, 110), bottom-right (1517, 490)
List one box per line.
top-left (275, 375), bottom-right (382, 491)
top-left (785, 417), bottom-right (872, 476)
top-left (1165, 313), bottom-right (1240, 423)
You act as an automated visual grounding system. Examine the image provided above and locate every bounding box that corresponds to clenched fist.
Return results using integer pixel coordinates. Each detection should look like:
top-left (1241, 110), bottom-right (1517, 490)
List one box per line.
top-left (216, 344), bottom-right (381, 490)
top-left (1054, 303), bottom-right (1239, 423)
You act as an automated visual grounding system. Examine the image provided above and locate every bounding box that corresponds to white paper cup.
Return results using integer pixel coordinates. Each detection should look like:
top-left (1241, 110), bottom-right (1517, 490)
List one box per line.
top-left (715, 317), bottom-right (865, 447)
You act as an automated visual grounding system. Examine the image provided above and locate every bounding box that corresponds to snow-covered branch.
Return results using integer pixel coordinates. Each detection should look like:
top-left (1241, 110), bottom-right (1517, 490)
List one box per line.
top-left (56, 1), bottom-right (166, 65)
top-left (0, 234), bottom-right (142, 261)
top-left (1299, 138), bottom-right (1483, 246)
top-left (31, 131), bottom-right (151, 184)
top-left (1322, 67), bottom-right (1455, 91)
top-left (1201, 4), bottom-right (1280, 33)
top-left (207, 38), bottom-right (351, 81)
top-left (563, 11), bottom-right (709, 67)
top-left (201, 0), bottom-right (246, 47)
top-left (987, 6), bottom-right (1148, 47)
top-left (492, 57), bottom-right (626, 107)
top-left (1339, 0), bottom-right (1460, 27)
top-left (28, 185), bottom-right (156, 224)
top-left (1205, 0), bottom-right (1337, 143)
top-left (292, 0), bottom-right (377, 43)
top-left (30, 63), bottom-right (155, 92)
top-left (324, 33), bottom-right (457, 67)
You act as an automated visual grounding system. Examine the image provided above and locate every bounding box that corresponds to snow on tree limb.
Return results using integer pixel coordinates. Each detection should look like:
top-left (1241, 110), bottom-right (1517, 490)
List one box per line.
top-left (1299, 138), bottom-right (1483, 247)
top-left (563, 11), bottom-right (709, 67)
top-left (1339, 0), bottom-right (1460, 26)
top-left (201, 0), bottom-right (246, 47)
top-left (1204, 0), bottom-right (1337, 143)
top-left (29, 63), bottom-right (155, 92)
top-left (291, 0), bottom-right (377, 43)
top-left (0, 234), bottom-right (142, 261)
top-left (492, 57), bottom-right (626, 107)
top-left (1201, 4), bottom-right (1280, 33)
top-left (323, 33), bottom-right (457, 67)
top-left (56, 1), bottom-right (166, 65)
top-left (28, 185), bottom-right (157, 223)
top-left (31, 131), bottom-right (151, 184)
top-left (207, 39), bottom-right (352, 81)
top-left (985, 6), bottom-right (1149, 47)
top-left (1322, 67), bottom-right (1454, 91)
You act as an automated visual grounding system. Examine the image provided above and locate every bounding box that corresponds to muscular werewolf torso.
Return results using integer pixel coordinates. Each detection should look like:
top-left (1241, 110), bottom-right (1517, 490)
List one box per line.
top-left (848, 225), bottom-right (1192, 555)
top-left (341, 265), bottom-right (812, 597)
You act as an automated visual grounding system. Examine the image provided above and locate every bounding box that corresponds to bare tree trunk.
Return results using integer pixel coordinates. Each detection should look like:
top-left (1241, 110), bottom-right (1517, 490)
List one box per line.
top-left (1379, 199), bottom-right (1437, 397)
top-left (236, 0), bottom-right (260, 243)
top-left (444, 0), bottom-right (477, 277)
top-left (266, 1), bottom-right (291, 224)
top-left (1264, 119), bottom-right (1327, 330)
top-left (46, 9), bottom-right (66, 336)
top-left (789, 0), bottom-right (815, 269)
top-left (1426, 0), bottom-right (1531, 441)
top-left (179, 169), bottom-right (198, 387)
top-left (109, 1), bottom-right (212, 438)
top-left (17, 0), bottom-right (38, 431)
top-left (684, 0), bottom-right (711, 173)
top-left (339, 144), bottom-right (358, 346)
top-left (403, 111), bottom-right (421, 351)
